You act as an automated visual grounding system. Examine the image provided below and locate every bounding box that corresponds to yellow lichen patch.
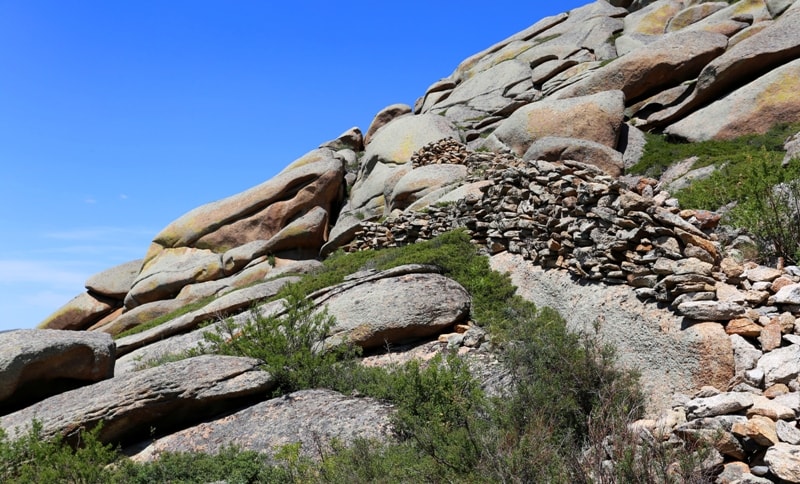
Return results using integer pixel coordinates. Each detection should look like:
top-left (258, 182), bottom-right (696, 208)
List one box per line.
top-left (391, 135), bottom-right (418, 164)
top-left (280, 151), bottom-right (327, 174)
top-left (464, 41), bottom-right (535, 77)
top-left (348, 323), bottom-right (374, 344)
top-left (667, 4), bottom-right (726, 32)
top-left (729, 0), bottom-right (768, 17)
top-left (632, 4), bottom-right (682, 35)
top-left (757, 67), bottom-right (800, 111)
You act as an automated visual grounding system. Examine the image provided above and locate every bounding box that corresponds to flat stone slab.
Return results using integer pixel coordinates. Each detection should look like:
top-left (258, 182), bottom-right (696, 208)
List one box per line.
top-left (130, 389), bottom-right (393, 462)
top-left (1, 355), bottom-right (274, 445)
top-left (0, 329), bottom-right (115, 413)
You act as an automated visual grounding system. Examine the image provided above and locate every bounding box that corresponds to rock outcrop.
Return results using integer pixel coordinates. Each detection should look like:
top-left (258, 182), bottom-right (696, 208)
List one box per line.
top-left (0, 330), bottom-right (115, 412)
top-left (18, 1), bottom-right (800, 480)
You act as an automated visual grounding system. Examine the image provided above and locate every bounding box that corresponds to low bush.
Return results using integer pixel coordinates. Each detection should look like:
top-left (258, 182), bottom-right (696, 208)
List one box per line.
top-left (629, 123), bottom-right (800, 263)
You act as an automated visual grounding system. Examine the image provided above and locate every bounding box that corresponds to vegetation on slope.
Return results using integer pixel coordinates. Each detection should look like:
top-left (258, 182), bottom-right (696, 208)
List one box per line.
top-left (0, 231), bottom-right (714, 483)
top-left (630, 122), bottom-right (800, 263)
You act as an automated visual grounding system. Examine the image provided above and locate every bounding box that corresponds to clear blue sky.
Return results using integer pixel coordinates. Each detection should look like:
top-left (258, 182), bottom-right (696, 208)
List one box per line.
top-left (0, 1), bottom-right (588, 331)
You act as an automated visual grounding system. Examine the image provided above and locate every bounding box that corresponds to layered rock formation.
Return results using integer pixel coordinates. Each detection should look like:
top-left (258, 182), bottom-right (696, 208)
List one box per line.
top-left (5, 0), bottom-right (800, 481)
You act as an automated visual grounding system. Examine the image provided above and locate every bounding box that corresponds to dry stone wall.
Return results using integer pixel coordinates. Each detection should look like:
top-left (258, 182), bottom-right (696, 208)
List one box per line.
top-left (346, 138), bottom-right (800, 481)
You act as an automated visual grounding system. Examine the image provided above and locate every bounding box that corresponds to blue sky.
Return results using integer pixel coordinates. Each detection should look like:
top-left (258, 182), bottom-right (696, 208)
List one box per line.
top-left (0, 1), bottom-right (587, 331)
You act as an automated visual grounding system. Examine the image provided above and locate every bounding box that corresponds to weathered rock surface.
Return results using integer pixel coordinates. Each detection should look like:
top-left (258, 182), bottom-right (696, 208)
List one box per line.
top-left (38, 292), bottom-right (118, 331)
top-left (486, 90), bottom-right (625, 156)
top-left (315, 265), bottom-right (471, 349)
top-left (115, 276), bottom-right (300, 357)
top-left (348, 114), bottom-right (460, 217)
top-left (145, 153), bottom-right (344, 260)
top-left (649, 6), bottom-right (800, 127)
top-left (0, 330), bottom-right (115, 412)
top-left (665, 58), bottom-right (800, 141)
top-left (131, 389), bottom-right (393, 462)
top-left (364, 103), bottom-right (412, 146)
top-left (490, 253), bottom-right (733, 414)
top-left (0, 356), bottom-right (274, 444)
top-left (85, 259), bottom-right (143, 299)
top-left (553, 30), bottom-right (728, 103)
top-left (522, 136), bottom-right (624, 176)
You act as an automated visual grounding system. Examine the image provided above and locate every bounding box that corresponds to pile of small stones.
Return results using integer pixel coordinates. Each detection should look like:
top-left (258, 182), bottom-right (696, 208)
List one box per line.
top-left (347, 139), bottom-right (800, 482)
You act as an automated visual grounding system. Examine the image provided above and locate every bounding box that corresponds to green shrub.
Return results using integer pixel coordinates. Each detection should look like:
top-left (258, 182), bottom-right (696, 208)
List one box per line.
top-left (201, 284), bottom-right (357, 395)
top-left (0, 421), bottom-right (117, 483)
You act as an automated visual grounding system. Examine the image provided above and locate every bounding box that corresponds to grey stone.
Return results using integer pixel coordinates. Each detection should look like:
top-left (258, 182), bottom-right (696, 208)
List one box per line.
top-left (316, 266), bottom-right (471, 349)
top-left (115, 277), bottom-right (300, 357)
top-left (85, 259), bottom-right (143, 299)
top-left (522, 136), bottom-right (624, 177)
top-left (553, 30), bottom-right (728, 103)
top-left (775, 283), bottom-right (800, 304)
top-left (364, 104), bottom-right (412, 146)
top-left (131, 389), bottom-right (393, 462)
top-left (37, 291), bottom-right (118, 331)
top-left (0, 330), bottom-right (115, 411)
top-left (758, 344), bottom-right (800, 386)
top-left (489, 90), bottom-right (625, 156)
top-left (388, 164), bottom-right (468, 212)
top-left (685, 391), bottom-right (754, 418)
top-left (1, 356), bottom-right (275, 444)
top-left (350, 114), bottom-right (460, 214)
top-left (665, 58), bottom-right (800, 141)
top-left (778, 420), bottom-right (800, 445)
top-left (490, 253), bottom-right (733, 414)
top-left (678, 301), bottom-right (745, 321)
top-left (766, 443), bottom-right (800, 482)
top-left (125, 247), bottom-right (225, 309)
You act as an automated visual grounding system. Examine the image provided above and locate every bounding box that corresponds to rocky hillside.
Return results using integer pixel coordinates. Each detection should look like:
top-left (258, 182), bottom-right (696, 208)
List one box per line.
top-left (4, 0), bottom-right (800, 481)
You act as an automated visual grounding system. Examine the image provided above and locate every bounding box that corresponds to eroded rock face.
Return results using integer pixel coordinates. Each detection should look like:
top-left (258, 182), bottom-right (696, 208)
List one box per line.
top-left (486, 90), bottom-right (625, 156)
top-left (489, 253), bottom-right (734, 414)
top-left (85, 259), bottom-right (143, 299)
top-left (38, 292), bottom-right (119, 331)
top-left (315, 265), bottom-right (471, 350)
top-left (0, 355), bottom-right (274, 444)
top-left (130, 389), bottom-right (393, 462)
top-left (146, 153), bottom-right (345, 259)
top-left (553, 30), bottom-right (728, 103)
top-left (347, 114), bottom-right (461, 218)
top-left (0, 330), bottom-right (115, 413)
top-left (665, 58), bottom-right (800, 141)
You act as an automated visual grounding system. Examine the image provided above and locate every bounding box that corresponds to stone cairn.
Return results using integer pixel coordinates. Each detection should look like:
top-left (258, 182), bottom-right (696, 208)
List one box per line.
top-left (346, 138), bottom-right (800, 481)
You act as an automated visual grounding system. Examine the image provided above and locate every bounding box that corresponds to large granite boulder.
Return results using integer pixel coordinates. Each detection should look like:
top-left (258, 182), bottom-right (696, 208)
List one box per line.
top-left (363, 103), bottom-right (412, 146)
top-left (313, 265), bottom-right (471, 350)
top-left (130, 389), bottom-right (393, 462)
top-left (85, 259), bottom-right (143, 299)
top-left (553, 30), bottom-right (728, 103)
top-left (0, 329), bottom-right (115, 413)
top-left (522, 136), bottom-right (624, 176)
top-left (38, 292), bottom-right (119, 331)
top-left (648, 6), bottom-right (800, 126)
top-left (0, 355), bottom-right (274, 445)
top-left (115, 276), bottom-right (300, 357)
top-left (143, 152), bottom-right (345, 262)
top-left (665, 58), bottom-right (800, 141)
top-left (484, 90), bottom-right (625, 156)
top-left (125, 247), bottom-right (226, 308)
top-left (347, 114), bottom-right (460, 218)
top-left (388, 164), bottom-right (468, 212)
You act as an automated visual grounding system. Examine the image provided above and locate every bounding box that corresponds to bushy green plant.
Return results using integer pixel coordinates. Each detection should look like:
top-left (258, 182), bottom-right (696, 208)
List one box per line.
top-left (111, 445), bottom-right (287, 484)
top-left (0, 421), bottom-right (117, 483)
top-left (201, 284), bottom-right (356, 394)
